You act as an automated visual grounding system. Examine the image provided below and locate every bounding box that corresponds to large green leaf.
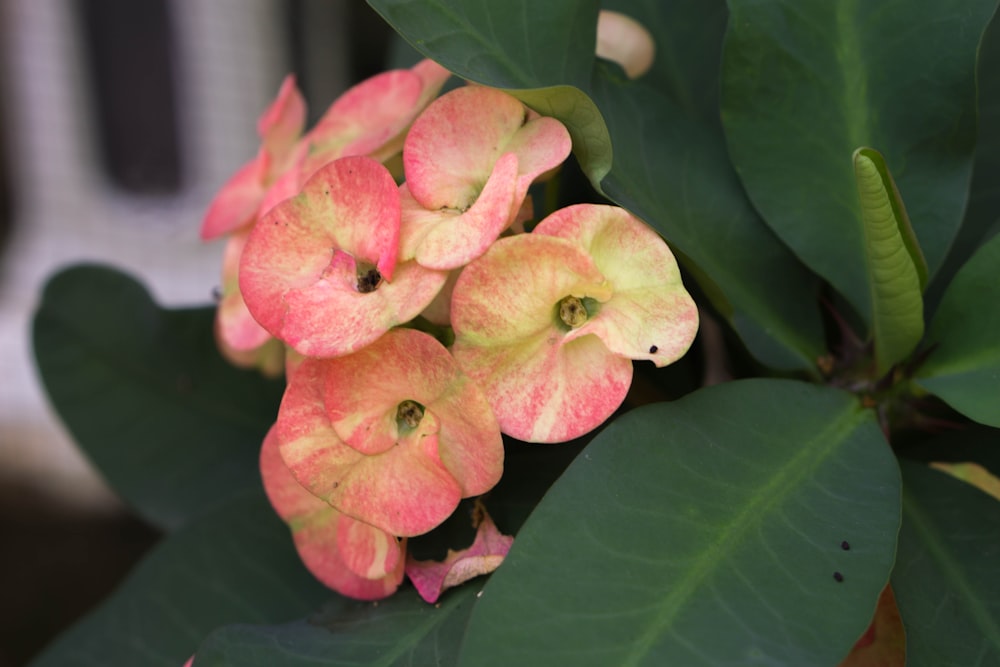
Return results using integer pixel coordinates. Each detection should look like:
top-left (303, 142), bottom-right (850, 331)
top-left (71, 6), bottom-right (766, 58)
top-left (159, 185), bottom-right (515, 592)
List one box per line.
top-left (915, 233), bottom-right (1000, 427)
top-left (458, 380), bottom-right (901, 666)
top-left (28, 493), bottom-right (329, 667)
top-left (892, 460), bottom-right (1000, 666)
top-left (927, 9), bottom-right (1000, 313)
top-left (369, 0), bottom-right (826, 370)
top-left (853, 148), bottom-right (925, 375)
top-left (721, 0), bottom-right (996, 325)
top-left (192, 586), bottom-right (477, 667)
top-left (32, 264), bottom-right (285, 530)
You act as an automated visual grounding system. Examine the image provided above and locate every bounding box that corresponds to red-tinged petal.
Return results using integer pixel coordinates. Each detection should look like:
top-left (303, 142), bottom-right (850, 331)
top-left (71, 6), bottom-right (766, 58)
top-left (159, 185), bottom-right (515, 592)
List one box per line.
top-left (200, 157), bottom-right (266, 239)
top-left (419, 268), bottom-right (460, 326)
top-left (276, 359), bottom-right (365, 499)
top-left (404, 87), bottom-right (525, 209)
top-left (454, 327), bottom-right (631, 443)
top-left (406, 508), bottom-right (513, 604)
top-left (278, 257), bottom-right (448, 358)
top-left (278, 330), bottom-right (501, 536)
top-left (502, 115), bottom-right (572, 205)
top-left (451, 233), bottom-right (633, 442)
top-left (302, 70), bottom-right (424, 176)
top-left (260, 428), bottom-right (404, 599)
top-left (258, 74), bottom-right (306, 157)
top-left (216, 231), bottom-right (272, 351)
top-left (451, 234), bottom-right (609, 345)
top-left (240, 156), bottom-right (445, 357)
top-left (399, 153), bottom-right (519, 269)
top-left (536, 204), bottom-right (699, 366)
top-left (337, 513), bottom-right (403, 580)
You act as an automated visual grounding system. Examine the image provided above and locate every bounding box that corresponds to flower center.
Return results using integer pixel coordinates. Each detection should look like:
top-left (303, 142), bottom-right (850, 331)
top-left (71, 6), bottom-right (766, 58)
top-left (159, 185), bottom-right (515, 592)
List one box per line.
top-left (396, 400), bottom-right (425, 430)
top-left (558, 296), bottom-right (589, 328)
top-left (356, 261), bottom-right (383, 293)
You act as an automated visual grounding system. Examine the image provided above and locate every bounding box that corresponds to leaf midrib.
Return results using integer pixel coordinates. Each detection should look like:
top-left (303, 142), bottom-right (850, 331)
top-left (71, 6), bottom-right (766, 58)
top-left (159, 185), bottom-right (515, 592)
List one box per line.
top-left (621, 403), bottom-right (870, 665)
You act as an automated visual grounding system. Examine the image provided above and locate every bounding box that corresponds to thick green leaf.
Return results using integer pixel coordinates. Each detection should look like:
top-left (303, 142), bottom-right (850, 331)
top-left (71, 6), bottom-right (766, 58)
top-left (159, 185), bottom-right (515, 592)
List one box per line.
top-left (458, 380), bottom-right (901, 666)
top-left (915, 233), bottom-right (1000, 427)
top-left (928, 9), bottom-right (1000, 313)
top-left (892, 460), bottom-right (1000, 666)
top-left (853, 148), bottom-right (925, 375)
top-left (28, 493), bottom-right (329, 667)
top-left (192, 586), bottom-right (477, 667)
top-left (721, 0), bottom-right (995, 324)
top-left (370, 0), bottom-right (826, 370)
top-left (32, 264), bottom-right (284, 530)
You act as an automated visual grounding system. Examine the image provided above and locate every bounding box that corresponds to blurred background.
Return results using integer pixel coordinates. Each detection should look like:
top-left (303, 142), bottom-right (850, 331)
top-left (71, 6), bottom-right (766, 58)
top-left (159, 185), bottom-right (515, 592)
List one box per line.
top-left (0, 1), bottom-right (396, 663)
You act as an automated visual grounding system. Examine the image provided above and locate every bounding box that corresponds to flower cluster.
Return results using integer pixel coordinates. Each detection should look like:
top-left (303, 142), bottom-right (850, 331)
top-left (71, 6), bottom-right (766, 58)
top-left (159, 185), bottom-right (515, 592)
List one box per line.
top-left (201, 58), bottom-right (698, 601)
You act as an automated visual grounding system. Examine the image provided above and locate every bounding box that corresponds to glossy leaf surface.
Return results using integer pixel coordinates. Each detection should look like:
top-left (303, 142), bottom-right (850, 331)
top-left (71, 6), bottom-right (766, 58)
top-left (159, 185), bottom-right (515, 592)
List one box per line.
top-left (192, 586), bottom-right (478, 667)
top-left (916, 234), bottom-right (1000, 427)
top-left (32, 265), bottom-right (284, 529)
top-left (721, 0), bottom-right (995, 323)
top-left (28, 494), bottom-right (328, 667)
top-left (892, 460), bottom-right (1000, 666)
top-left (459, 380), bottom-right (901, 666)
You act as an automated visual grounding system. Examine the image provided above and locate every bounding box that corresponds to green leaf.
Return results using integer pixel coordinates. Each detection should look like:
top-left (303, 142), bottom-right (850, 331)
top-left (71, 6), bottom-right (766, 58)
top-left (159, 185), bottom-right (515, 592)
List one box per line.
top-left (32, 264), bottom-right (285, 530)
top-left (192, 586), bottom-right (478, 667)
top-left (915, 233), bottom-right (1000, 427)
top-left (370, 0), bottom-right (826, 370)
top-left (853, 148), bottom-right (925, 375)
top-left (721, 0), bottom-right (996, 325)
top-left (458, 380), bottom-right (901, 666)
top-left (892, 460), bottom-right (1000, 666)
top-left (28, 493), bottom-right (329, 667)
top-left (927, 10), bottom-right (1000, 313)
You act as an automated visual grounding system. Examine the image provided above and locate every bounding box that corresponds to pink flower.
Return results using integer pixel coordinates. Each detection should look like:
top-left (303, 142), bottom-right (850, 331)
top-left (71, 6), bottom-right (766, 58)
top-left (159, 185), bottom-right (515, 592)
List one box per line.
top-left (202, 61), bottom-right (451, 368)
top-left (239, 156), bottom-right (448, 358)
top-left (260, 426), bottom-right (405, 599)
top-left (451, 204), bottom-right (699, 442)
top-left (399, 86), bottom-right (572, 270)
top-left (274, 328), bottom-right (504, 537)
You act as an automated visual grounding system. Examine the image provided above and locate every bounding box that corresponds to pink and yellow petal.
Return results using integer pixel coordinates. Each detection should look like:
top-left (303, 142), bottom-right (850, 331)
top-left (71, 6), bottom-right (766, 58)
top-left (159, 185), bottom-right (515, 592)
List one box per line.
top-left (200, 157), bottom-right (266, 239)
top-left (406, 508), bottom-right (513, 604)
top-left (257, 74), bottom-right (306, 157)
top-left (535, 204), bottom-right (699, 365)
top-left (451, 234), bottom-right (610, 345)
top-left (261, 428), bottom-right (403, 599)
top-left (278, 257), bottom-right (447, 357)
top-left (404, 86), bottom-right (527, 209)
top-left (399, 153), bottom-right (520, 269)
top-left (453, 328), bottom-right (632, 443)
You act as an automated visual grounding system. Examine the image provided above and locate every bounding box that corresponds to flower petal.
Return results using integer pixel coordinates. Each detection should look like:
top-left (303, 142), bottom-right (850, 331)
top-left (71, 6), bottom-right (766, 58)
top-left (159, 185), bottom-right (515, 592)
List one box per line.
top-left (241, 156), bottom-right (447, 357)
top-left (200, 156), bottom-right (266, 239)
top-left (399, 153), bottom-right (519, 269)
top-left (535, 204), bottom-right (699, 366)
top-left (406, 506), bottom-right (513, 604)
top-left (260, 427), bottom-right (404, 599)
top-left (451, 234), bottom-right (629, 442)
top-left (258, 74), bottom-right (306, 156)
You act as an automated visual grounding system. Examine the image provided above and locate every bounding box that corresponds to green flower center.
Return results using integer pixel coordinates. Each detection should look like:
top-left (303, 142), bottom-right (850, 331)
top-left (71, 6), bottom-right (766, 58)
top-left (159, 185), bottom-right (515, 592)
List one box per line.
top-left (558, 296), bottom-right (589, 328)
top-left (396, 400), bottom-right (425, 430)
top-left (356, 261), bottom-right (382, 293)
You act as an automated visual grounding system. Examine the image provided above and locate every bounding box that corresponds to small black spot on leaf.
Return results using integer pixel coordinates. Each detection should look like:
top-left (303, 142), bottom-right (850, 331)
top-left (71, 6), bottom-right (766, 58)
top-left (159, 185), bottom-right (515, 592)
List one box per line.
top-left (841, 540), bottom-right (850, 551)
top-left (649, 345), bottom-right (658, 354)
top-left (833, 571), bottom-right (844, 583)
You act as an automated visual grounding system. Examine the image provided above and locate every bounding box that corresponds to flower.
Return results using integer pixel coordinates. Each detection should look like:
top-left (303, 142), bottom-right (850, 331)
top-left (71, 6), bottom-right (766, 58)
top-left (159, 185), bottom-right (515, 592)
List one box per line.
top-left (239, 156), bottom-right (448, 358)
top-left (260, 426), bottom-right (405, 599)
top-left (202, 61), bottom-right (451, 369)
top-left (451, 203), bottom-right (699, 442)
top-left (274, 328), bottom-right (504, 537)
top-left (399, 86), bottom-right (572, 270)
